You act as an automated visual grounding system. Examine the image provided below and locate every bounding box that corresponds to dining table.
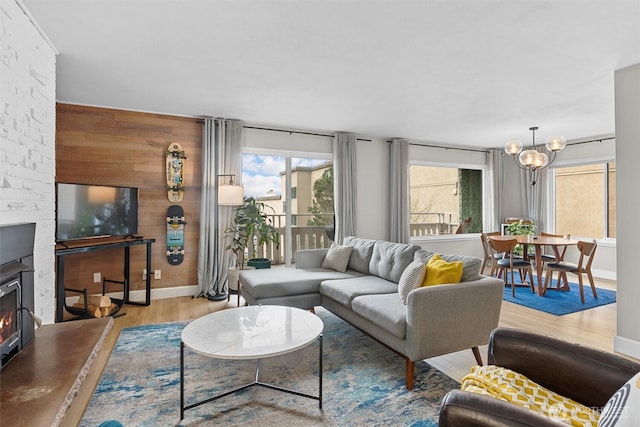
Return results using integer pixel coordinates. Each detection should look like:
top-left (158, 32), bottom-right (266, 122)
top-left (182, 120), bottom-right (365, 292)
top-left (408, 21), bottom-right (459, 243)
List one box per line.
top-left (488, 234), bottom-right (578, 295)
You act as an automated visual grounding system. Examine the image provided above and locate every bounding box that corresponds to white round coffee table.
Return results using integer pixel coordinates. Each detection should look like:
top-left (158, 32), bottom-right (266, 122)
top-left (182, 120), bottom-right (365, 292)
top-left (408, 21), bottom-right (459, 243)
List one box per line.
top-left (180, 305), bottom-right (324, 420)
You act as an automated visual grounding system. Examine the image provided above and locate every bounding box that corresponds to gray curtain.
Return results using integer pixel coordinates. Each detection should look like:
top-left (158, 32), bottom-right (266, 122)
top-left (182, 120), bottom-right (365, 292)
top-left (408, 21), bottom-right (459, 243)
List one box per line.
top-left (493, 148), bottom-right (549, 232)
top-left (197, 118), bottom-right (243, 298)
top-left (333, 132), bottom-right (357, 244)
top-left (389, 138), bottom-right (410, 243)
top-left (524, 167), bottom-right (549, 232)
top-left (488, 149), bottom-right (504, 231)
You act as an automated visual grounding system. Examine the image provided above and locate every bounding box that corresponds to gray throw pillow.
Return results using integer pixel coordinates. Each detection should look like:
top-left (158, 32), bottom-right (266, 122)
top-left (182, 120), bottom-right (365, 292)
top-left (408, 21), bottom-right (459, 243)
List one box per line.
top-left (322, 243), bottom-right (353, 272)
top-left (397, 260), bottom-right (426, 304)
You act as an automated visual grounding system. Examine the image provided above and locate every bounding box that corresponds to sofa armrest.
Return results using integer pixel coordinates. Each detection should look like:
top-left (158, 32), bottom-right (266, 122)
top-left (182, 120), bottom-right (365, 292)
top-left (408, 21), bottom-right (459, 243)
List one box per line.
top-left (405, 276), bottom-right (503, 360)
top-left (488, 327), bottom-right (640, 408)
top-left (295, 248), bottom-right (329, 269)
top-left (439, 390), bottom-right (564, 427)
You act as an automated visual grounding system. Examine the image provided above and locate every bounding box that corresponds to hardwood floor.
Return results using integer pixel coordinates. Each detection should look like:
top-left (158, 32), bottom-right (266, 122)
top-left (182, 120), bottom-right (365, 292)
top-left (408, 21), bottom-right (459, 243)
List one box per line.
top-left (62, 278), bottom-right (629, 426)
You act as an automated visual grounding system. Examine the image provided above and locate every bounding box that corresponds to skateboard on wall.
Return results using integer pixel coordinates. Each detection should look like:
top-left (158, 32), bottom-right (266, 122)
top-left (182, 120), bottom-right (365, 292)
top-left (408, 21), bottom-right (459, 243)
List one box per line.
top-left (166, 205), bottom-right (186, 265)
top-left (166, 142), bottom-right (187, 202)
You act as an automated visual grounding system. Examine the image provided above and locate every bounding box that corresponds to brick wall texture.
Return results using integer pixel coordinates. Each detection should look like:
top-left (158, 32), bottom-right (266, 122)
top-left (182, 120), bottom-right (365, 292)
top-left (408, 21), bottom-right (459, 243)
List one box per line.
top-left (1, 0), bottom-right (57, 323)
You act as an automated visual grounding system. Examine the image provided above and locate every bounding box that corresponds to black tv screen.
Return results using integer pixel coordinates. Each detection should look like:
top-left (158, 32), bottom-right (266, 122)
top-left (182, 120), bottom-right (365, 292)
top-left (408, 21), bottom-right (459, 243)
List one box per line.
top-left (56, 183), bottom-right (139, 242)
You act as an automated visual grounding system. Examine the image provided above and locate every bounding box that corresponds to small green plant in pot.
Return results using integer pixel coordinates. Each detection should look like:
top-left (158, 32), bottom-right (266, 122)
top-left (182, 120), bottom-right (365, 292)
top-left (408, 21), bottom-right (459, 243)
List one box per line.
top-left (224, 197), bottom-right (280, 269)
top-left (505, 220), bottom-right (535, 256)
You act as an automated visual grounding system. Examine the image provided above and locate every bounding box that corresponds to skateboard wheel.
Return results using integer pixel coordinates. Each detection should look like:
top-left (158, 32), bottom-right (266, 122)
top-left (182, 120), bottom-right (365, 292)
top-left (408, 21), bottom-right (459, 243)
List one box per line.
top-left (180, 250), bottom-right (185, 255)
top-left (166, 250), bottom-right (171, 256)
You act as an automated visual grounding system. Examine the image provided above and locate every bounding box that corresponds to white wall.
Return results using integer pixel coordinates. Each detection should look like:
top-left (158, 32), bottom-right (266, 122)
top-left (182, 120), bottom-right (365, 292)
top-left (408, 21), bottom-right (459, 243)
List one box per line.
top-left (614, 63), bottom-right (640, 359)
top-left (0, 0), bottom-right (57, 324)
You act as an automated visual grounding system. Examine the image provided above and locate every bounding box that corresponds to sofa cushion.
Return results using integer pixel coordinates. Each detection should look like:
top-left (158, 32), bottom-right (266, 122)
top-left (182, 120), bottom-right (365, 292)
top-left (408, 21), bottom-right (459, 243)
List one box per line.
top-left (322, 243), bottom-right (353, 272)
top-left (343, 236), bottom-right (375, 274)
top-left (398, 260), bottom-right (426, 304)
top-left (414, 249), bottom-right (482, 282)
top-left (240, 268), bottom-right (362, 299)
top-left (319, 275), bottom-right (398, 307)
top-left (598, 371), bottom-right (640, 427)
top-left (369, 241), bottom-right (420, 283)
top-left (351, 293), bottom-right (407, 339)
top-left (422, 254), bottom-right (463, 287)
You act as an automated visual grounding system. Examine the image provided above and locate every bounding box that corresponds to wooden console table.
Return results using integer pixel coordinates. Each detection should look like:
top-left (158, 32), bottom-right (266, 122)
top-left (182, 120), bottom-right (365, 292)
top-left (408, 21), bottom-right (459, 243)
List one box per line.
top-left (55, 236), bottom-right (155, 323)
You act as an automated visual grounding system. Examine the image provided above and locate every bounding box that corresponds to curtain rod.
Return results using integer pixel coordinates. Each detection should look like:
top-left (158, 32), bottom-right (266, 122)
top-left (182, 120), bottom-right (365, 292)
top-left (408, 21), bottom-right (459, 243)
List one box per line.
top-left (243, 125), bottom-right (372, 142)
top-left (403, 141), bottom-right (489, 154)
top-left (566, 136), bottom-right (615, 147)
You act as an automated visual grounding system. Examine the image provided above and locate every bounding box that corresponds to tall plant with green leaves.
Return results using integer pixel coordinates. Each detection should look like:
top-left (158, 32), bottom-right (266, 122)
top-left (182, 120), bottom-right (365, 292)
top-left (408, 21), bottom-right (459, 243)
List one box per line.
top-left (224, 197), bottom-right (280, 268)
top-left (505, 220), bottom-right (535, 256)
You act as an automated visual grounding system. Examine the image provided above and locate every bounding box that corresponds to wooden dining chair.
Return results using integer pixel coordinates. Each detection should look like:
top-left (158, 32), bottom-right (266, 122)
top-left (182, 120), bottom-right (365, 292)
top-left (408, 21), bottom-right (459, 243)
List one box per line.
top-left (480, 231), bottom-right (502, 276)
top-left (489, 238), bottom-right (535, 297)
top-left (539, 232), bottom-right (570, 289)
top-left (542, 240), bottom-right (598, 303)
top-left (455, 217), bottom-right (472, 234)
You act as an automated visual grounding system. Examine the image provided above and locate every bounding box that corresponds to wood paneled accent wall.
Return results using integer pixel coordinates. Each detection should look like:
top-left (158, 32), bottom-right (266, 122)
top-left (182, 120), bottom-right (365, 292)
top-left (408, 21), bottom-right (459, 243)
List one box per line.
top-left (56, 103), bottom-right (202, 295)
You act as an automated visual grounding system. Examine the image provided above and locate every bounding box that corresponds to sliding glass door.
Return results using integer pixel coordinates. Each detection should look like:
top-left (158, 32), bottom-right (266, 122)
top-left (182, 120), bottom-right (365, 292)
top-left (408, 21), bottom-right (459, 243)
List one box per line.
top-left (242, 151), bottom-right (333, 266)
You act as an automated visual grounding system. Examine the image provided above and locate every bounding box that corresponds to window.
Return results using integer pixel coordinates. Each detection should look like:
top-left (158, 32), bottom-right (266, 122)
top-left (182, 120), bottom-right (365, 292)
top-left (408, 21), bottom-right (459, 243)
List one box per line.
top-left (242, 153), bottom-right (333, 265)
top-left (409, 165), bottom-right (483, 236)
top-left (554, 162), bottom-right (616, 238)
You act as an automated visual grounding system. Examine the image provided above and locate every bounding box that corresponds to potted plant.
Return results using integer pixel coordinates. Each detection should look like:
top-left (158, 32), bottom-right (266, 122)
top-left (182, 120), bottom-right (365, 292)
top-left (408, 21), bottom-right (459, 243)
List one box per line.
top-left (224, 197), bottom-right (280, 270)
top-left (505, 220), bottom-right (535, 256)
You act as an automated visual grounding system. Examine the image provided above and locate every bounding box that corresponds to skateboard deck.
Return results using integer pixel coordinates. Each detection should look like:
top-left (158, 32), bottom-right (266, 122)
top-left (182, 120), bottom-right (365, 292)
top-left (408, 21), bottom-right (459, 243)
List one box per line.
top-left (166, 142), bottom-right (187, 202)
top-left (166, 205), bottom-right (186, 265)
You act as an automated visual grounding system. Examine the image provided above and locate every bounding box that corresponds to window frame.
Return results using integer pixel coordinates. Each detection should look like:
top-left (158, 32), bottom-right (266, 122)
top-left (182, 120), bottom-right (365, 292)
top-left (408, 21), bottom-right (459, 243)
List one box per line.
top-left (408, 159), bottom-right (488, 242)
top-left (548, 156), bottom-right (616, 244)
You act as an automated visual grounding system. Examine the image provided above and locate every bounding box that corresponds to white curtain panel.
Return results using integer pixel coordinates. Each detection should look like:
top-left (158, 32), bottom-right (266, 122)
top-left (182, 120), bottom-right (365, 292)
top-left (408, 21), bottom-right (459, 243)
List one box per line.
top-left (389, 138), bottom-right (409, 243)
top-left (197, 118), bottom-right (243, 298)
top-left (333, 132), bottom-right (357, 244)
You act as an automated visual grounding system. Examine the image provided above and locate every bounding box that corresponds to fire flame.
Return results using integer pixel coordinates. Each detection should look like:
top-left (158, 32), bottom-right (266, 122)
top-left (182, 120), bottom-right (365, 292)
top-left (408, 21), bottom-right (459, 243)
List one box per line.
top-left (0, 310), bottom-right (15, 343)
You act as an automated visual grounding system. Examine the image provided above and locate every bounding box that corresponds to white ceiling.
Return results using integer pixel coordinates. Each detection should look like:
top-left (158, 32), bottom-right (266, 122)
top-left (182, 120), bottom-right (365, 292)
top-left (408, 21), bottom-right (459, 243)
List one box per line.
top-left (22, 0), bottom-right (640, 149)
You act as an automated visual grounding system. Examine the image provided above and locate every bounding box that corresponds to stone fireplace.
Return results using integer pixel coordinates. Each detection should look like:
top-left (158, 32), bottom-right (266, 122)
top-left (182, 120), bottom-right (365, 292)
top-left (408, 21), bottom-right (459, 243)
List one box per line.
top-left (0, 223), bottom-right (36, 369)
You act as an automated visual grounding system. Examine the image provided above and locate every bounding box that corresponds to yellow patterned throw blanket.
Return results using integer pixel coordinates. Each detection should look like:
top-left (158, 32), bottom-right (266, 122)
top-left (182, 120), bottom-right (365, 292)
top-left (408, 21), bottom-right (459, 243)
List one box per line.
top-left (461, 365), bottom-right (600, 426)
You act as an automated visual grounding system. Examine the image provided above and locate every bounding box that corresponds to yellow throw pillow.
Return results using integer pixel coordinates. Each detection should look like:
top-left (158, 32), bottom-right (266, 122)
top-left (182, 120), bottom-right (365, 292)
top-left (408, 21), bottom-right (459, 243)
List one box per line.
top-left (422, 253), bottom-right (463, 287)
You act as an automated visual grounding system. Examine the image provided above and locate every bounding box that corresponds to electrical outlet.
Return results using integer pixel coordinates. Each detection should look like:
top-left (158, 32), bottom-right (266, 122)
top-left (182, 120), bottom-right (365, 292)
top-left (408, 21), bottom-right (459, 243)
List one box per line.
top-left (142, 269), bottom-right (147, 280)
top-left (154, 269), bottom-right (161, 280)
top-left (93, 272), bottom-right (101, 283)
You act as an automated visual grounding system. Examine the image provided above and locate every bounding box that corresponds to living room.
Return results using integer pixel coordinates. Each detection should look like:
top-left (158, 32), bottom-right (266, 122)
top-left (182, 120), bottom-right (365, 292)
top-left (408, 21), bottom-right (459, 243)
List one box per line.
top-left (1, 0), bottom-right (640, 425)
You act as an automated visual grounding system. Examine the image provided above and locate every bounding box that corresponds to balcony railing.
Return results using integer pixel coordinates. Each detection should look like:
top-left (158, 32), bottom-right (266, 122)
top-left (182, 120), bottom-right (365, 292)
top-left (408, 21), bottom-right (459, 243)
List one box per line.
top-left (410, 212), bottom-right (461, 236)
top-left (249, 212), bottom-right (462, 265)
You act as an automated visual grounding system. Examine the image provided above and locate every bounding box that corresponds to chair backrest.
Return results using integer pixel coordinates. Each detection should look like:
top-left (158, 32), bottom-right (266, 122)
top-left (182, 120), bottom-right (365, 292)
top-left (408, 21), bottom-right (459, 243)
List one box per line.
top-left (488, 238), bottom-right (518, 263)
top-left (480, 231), bottom-right (500, 257)
top-left (455, 217), bottom-right (472, 234)
top-left (577, 240), bottom-right (597, 271)
top-left (540, 232), bottom-right (571, 258)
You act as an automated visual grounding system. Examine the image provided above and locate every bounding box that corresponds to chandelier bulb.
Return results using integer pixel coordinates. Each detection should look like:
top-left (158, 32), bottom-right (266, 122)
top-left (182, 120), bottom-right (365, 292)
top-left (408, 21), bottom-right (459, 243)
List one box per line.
top-left (546, 136), bottom-right (567, 152)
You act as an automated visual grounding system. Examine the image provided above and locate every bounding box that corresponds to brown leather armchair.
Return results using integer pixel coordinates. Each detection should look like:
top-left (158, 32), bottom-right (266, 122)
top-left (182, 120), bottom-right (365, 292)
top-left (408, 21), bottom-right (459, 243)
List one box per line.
top-left (439, 327), bottom-right (640, 426)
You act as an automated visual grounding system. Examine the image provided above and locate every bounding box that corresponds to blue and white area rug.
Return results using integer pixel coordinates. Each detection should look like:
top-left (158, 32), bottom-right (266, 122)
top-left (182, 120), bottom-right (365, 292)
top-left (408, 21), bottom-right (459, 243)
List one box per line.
top-left (502, 274), bottom-right (616, 315)
top-left (81, 307), bottom-right (458, 426)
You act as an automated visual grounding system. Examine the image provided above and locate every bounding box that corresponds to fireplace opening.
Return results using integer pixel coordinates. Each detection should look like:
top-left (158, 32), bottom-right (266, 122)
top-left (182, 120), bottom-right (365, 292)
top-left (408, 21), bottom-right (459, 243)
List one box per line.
top-left (0, 279), bottom-right (21, 366)
top-left (0, 222), bottom-right (36, 370)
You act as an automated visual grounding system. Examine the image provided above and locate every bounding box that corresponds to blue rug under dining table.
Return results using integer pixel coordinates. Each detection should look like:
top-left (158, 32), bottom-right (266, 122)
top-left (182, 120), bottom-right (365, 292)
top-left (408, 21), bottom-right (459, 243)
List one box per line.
top-left (501, 274), bottom-right (616, 315)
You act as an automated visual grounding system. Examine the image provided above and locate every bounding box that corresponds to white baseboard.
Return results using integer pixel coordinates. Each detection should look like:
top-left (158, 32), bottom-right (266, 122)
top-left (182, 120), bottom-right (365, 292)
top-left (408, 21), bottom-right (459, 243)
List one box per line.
top-left (614, 335), bottom-right (640, 360)
top-left (592, 268), bottom-right (616, 281)
top-left (128, 285), bottom-right (200, 301)
top-left (64, 285), bottom-right (200, 306)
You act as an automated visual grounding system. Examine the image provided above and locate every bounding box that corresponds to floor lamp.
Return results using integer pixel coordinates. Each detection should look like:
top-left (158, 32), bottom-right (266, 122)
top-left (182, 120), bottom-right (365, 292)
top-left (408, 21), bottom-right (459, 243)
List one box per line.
top-left (207, 174), bottom-right (244, 301)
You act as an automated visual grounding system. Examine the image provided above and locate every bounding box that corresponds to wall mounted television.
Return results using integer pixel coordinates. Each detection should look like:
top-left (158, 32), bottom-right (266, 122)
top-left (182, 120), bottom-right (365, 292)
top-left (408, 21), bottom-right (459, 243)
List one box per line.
top-left (55, 183), bottom-right (139, 242)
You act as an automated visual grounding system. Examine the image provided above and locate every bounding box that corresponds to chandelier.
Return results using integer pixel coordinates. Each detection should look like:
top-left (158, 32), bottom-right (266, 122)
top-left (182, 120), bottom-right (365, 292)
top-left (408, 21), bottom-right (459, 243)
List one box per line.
top-left (504, 126), bottom-right (566, 185)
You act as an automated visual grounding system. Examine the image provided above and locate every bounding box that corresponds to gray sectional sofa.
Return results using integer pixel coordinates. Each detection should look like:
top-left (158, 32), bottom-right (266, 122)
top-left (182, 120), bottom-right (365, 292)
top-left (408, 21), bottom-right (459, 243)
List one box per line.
top-left (239, 236), bottom-right (504, 389)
